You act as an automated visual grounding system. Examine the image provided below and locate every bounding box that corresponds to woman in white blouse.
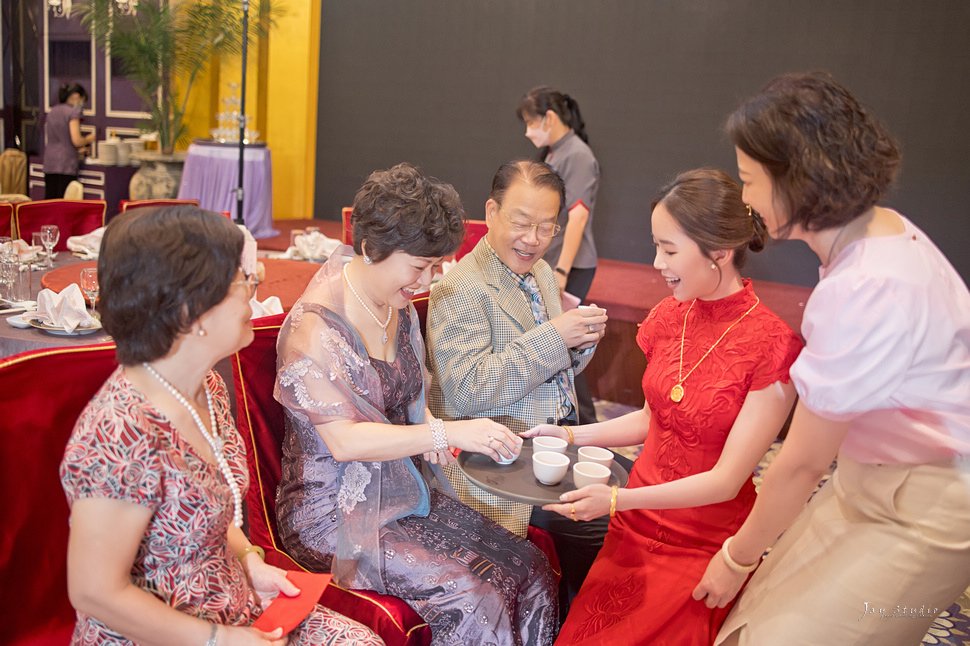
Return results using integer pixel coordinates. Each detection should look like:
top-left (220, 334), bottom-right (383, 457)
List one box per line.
top-left (693, 71), bottom-right (970, 646)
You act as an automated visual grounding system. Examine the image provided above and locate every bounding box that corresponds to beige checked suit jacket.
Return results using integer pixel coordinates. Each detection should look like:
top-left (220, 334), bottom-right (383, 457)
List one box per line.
top-left (427, 239), bottom-right (596, 535)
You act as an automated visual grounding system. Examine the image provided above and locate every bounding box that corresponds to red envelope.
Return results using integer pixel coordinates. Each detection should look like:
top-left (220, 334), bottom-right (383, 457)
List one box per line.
top-left (251, 571), bottom-right (332, 635)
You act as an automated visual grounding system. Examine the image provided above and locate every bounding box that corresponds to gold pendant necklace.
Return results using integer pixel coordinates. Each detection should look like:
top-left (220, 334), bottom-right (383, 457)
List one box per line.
top-left (671, 296), bottom-right (761, 403)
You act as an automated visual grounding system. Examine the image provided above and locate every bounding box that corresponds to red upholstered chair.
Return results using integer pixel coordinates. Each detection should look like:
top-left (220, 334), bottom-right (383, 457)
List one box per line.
top-left (231, 314), bottom-right (432, 646)
top-left (455, 219), bottom-right (487, 261)
top-left (411, 293), bottom-right (430, 336)
top-left (340, 207), bottom-right (353, 245)
top-left (0, 202), bottom-right (13, 238)
top-left (0, 343), bottom-right (119, 646)
top-left (119, 198), bottom-right (200, 213)
top-left (14, 199), bottom-right (106, 251)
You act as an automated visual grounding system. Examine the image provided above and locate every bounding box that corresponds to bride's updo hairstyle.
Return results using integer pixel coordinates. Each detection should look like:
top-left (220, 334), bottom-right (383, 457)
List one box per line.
top-left (652, 168), bottom-right (768, 270)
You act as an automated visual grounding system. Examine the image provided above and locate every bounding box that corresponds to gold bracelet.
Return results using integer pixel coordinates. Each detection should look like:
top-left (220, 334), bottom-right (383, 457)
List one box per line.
top-left (720, 536), bottom-right (759, 574)
top-left (238, 544), bottom-right (265, 562)
top-left (561, 425), bottom-right (575, 445)
top-left (609, 485), bottom-right (618, 517)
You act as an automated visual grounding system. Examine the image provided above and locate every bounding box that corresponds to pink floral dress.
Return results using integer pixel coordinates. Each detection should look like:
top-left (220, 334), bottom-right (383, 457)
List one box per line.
top-left (60, 368), bottom-right (382, 645)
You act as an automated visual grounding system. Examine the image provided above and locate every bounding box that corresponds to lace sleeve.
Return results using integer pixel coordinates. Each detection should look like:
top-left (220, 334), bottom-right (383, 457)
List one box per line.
top-left (275, 303), bottom-right (386, 427)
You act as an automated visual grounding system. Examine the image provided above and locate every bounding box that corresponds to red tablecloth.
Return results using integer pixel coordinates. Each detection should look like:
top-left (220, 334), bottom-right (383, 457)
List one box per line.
top-left (41, 258), bottom-right (321, 312)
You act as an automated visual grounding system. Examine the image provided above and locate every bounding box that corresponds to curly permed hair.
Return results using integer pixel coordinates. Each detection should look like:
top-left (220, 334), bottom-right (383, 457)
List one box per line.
top-left (351, 163), bottom-right (466, 262)
top-left (727, 71), bottom-right (901, 234)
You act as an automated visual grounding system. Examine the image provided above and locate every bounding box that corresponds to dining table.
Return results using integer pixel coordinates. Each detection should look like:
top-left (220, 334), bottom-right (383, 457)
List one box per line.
top-left (1, 256), bottom-right (322, 360)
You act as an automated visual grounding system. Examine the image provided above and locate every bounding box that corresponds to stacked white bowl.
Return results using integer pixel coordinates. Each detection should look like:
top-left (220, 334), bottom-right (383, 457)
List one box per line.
top-left (99, 140), bottom-right (118, 165)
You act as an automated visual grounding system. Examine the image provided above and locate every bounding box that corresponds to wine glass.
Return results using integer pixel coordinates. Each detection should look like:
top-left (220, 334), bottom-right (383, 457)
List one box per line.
top-left (40, 225), bottom-right (60, 268)
top-left (79, 267), bottom-right (99, 315)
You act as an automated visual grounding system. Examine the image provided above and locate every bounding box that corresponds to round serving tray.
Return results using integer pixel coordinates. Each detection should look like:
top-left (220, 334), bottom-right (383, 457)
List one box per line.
top-left (456, 438), bottom-right (629, 506)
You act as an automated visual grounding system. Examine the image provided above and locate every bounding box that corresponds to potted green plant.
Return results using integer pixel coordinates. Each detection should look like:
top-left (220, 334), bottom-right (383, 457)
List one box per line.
top-left (76, 0), bottom-right (275, 155)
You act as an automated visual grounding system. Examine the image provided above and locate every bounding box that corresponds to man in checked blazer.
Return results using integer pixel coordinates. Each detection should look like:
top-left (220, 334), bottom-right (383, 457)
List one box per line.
top-left (427, 160), bottom-right (610, 614)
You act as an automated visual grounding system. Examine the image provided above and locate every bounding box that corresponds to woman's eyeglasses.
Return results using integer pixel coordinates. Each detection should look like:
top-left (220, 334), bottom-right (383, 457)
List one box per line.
top-left (232, 272), bottom-right (258, 297)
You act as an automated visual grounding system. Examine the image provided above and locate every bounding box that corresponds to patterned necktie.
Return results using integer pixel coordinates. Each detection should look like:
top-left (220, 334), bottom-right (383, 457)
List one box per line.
top-left (520, 273), bottom-right (575, 421)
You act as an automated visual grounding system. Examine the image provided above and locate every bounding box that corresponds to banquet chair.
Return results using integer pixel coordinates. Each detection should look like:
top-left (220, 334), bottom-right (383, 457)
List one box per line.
top-left (455, 219), bottom-right (488, 261)
top-left (412, 293), bottom-right (430, 336)
top-left (0, 202), bottom-right (12, 238)
top-left (0, 343), bottom-right (119, 646)
top-left (119, 198), bottom-right (200, 213)
top-left (63, 181), bottom-right (84, 200)
top-left (14, 199), bottom-right (106, 252)
top-left (231, 314), bottom-right (432, 646)
top-left (340, 206), bottom-right (353, 245)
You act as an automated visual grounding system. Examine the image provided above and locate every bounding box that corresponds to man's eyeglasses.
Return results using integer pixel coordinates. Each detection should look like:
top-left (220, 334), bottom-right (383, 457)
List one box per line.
top-left (502, 211), bottom-right (562, 240)
top-left (232, 272), bottom-right (258, 297)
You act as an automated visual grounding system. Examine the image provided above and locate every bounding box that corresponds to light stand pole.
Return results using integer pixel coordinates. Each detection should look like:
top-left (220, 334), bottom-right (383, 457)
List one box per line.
top-left (233, 0), bottom-right (249, 227)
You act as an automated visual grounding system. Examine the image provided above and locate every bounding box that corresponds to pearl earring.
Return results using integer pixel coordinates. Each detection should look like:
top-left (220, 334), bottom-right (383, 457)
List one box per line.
top-left (197, 327), bottom-right (207, 337)
top-left (710, 263), bottom-right (717, 270)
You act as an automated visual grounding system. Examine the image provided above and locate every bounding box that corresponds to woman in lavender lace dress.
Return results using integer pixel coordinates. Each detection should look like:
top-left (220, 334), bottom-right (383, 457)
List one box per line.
top-left (275, 163), bottom-right (558, 645)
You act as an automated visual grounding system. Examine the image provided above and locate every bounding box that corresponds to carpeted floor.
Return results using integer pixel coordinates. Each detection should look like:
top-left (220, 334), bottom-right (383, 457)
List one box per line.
top-left (593, 399), bottom-right (970, 646)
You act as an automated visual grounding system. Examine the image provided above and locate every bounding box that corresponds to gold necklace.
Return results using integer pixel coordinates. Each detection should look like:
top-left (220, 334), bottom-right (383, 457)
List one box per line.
top-left (670, 296), bottom-right (761, 403)
top-left (342, 263), bottom-right (393, 344)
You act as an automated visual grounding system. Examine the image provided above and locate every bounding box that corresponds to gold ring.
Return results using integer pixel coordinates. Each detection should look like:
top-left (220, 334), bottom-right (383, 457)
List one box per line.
top-left (570, 504), bottom-right (577, 521)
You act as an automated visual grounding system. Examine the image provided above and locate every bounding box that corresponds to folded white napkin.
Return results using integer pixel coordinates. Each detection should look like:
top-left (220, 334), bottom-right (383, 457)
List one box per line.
top-left (10, 239), bottom-right (42, 263)
top-left (292, 231), bottom-right (340, 261)
top-left (238, 225), bottom-right (258, 277)
top-left (67, 226), bottom-right (105, 259)
top-left (249, 295), bottom-right (283, 319)
top-left (34, 284), bottom-right (98, 332)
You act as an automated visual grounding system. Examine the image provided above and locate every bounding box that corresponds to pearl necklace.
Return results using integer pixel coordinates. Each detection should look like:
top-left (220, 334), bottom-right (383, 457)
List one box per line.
top-left (342, 263), bottom-right (393, 344)
top-left (670, 296), bottom-right (760, 403)
top-left (142, 362), bottom-right (243, 528)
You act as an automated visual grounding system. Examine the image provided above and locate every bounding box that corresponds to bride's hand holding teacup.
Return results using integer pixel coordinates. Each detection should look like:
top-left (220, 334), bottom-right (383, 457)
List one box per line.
top-left (520, 423), bottom-right (569, 442)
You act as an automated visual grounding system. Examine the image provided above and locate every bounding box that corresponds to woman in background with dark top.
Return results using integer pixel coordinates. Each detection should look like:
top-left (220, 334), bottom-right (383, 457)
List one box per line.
top-left (43, 83), bottom-right (95, 199)
top-left (517, 85), bottom-right (600, 425)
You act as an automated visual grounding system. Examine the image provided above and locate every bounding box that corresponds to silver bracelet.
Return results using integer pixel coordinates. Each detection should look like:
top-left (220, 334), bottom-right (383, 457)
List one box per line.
top-left (205, 623), bottom-right (218, 646)
top-left (429, 417), bottom-right (449, 452)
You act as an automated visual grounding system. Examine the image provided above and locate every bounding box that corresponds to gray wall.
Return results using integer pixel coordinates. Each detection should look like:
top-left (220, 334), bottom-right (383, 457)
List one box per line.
top-left (313, 0), bottom-right (970, 287)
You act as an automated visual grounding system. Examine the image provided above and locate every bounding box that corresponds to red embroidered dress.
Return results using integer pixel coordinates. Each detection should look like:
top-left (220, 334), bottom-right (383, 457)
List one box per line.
top-left (557, 280), bottom-right (803, 646)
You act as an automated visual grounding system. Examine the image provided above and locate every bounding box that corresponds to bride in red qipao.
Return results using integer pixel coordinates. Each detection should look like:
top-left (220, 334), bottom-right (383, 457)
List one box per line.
top-left (524, 169), bottom-right (803, 645)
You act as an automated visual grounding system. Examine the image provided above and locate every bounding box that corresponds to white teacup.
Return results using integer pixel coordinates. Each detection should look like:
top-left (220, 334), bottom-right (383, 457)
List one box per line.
top-left (494, 440), bottom-right (522, 465)
top-left (533, 436), bottom-right (568, 454)
top-left (572, 461), bottom-right (611, 489)
top-left (533, 451), bottom-right (570, 485)
top-left (578, 446), bottom-right (614, 468)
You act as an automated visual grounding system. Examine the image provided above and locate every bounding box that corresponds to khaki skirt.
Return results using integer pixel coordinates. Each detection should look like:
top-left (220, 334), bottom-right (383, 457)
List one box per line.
top-left (716, 455), bottom-right (970, 646)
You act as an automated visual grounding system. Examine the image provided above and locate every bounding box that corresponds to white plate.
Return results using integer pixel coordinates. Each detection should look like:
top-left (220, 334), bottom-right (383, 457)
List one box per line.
top-left (26, 316), bottom-right (102, 336)
top-left (5, 313), bottom-right (32, 329)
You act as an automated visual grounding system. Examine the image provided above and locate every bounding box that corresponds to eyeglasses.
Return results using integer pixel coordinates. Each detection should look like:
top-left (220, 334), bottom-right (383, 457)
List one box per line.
top-left (501, 210), bottom-right (562, 239)
top-left (232, 272), bottom-right (258, 297)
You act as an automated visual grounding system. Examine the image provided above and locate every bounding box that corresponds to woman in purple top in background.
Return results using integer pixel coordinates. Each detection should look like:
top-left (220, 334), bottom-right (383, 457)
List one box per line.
top-left (43, 83), bottom-right (95, 199)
